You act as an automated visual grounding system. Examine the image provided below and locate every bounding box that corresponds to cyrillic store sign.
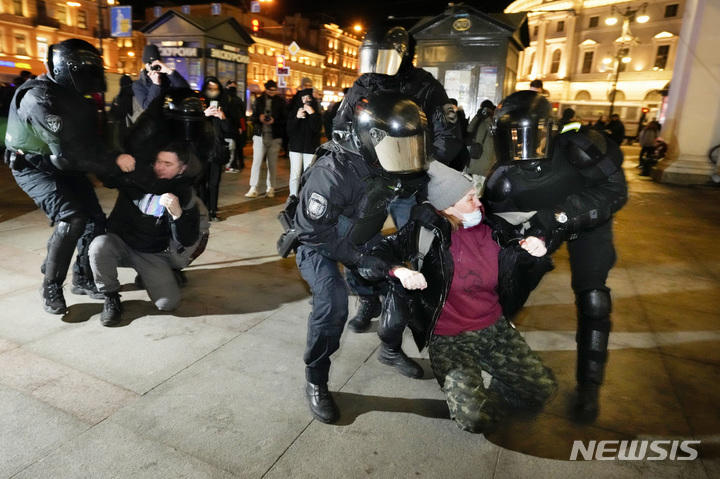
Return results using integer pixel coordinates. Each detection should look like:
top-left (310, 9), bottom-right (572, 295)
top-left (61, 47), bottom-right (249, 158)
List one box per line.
top-left (208, 48), bottom-right (250, 64)
top-left (159, 46), bottom-right (201, 58)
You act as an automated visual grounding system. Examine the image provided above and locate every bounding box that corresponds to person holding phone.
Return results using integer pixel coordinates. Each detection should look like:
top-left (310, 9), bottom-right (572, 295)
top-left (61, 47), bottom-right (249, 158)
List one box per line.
top-left (197, 77), bottom-right (233, 221)
top-left (287, 79), bottom-right (322, 197)
top-left (133, 44), bottom-right (189, 112)
top-left (246, 80), bottom-right (287, 198)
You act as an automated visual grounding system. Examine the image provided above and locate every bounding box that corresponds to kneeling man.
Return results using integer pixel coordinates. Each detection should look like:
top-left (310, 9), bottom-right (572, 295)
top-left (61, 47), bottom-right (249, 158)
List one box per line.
top-left (90, 142), bottom-right (201, 326)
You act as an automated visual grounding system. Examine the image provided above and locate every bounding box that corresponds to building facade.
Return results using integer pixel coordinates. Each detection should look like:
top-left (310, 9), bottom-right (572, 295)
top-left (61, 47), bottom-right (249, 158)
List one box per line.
top-left (506, 0), bottom-right (684, 134)
top-left (0, 0), bottom-right (120, 83)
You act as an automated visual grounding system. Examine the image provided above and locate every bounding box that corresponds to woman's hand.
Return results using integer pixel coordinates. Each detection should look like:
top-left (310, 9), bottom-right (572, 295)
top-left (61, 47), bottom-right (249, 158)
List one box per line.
top-left (392, 267), bottom-right (427, 290)
top-left (520, 236), bottom-right (547, 257)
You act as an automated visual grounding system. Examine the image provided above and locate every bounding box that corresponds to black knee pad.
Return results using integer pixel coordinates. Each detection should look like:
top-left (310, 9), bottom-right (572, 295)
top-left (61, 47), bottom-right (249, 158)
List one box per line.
top-left (50, 214), bottom-right (88, 246)
top-left (577, 289), bottom-right (611, 321)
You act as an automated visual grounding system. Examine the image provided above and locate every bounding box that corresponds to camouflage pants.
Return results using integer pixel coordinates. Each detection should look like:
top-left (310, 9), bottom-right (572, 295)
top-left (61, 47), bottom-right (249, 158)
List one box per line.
top-left (429, 318), bottom-right (557, 434)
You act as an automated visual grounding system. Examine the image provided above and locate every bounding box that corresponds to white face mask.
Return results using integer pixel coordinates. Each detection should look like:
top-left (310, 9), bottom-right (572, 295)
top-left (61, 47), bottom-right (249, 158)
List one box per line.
top-left (461, 209), bottom-right (483, 228)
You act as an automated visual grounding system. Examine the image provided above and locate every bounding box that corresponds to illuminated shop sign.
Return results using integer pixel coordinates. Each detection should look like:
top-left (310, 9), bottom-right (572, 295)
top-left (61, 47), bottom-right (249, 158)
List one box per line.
top-left (208, 48), bottom-right (249, 64)
top-left (158, 46), bottom-right (200, 57)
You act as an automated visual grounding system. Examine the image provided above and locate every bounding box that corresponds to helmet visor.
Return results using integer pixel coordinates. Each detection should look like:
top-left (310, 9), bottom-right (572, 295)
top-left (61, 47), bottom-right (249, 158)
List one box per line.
top-left (498, 118), bottom-right (555, 162)
top-left (70, 51), bottom-right (106, 93)
top-left (359, 47), bottom-right (403, 75)
top-left (373, 132), bottom-right (426, 173)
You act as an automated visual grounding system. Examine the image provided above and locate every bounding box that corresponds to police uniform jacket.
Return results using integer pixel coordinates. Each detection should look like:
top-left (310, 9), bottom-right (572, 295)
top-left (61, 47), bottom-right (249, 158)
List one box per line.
top-left (5, 74), bottom-right (115, 176)
top-left (294, 142), bottom-right (397, 266)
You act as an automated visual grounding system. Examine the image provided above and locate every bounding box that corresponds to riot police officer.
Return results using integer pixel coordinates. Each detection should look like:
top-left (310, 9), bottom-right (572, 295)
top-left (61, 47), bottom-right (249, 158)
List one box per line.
top-left (483, 90), bottom-right (628, 420)
top-left (332, 21), bottom-right (467, 334)
top-left (4, 39), bottom-right (131, 314)
top-left (294, 91), bottom-right (428, 424)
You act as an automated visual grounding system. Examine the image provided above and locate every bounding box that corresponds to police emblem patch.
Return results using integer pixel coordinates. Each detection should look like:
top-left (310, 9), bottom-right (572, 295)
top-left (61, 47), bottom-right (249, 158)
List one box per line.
top-left (45, 115), bottom-right (63, 133)
top-left (307, 192), bottom-right (328, 220)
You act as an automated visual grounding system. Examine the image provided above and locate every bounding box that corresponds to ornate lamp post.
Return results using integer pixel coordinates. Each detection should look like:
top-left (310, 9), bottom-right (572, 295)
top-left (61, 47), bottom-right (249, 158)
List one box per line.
top-left (604, 2), bottom-right (648, 116)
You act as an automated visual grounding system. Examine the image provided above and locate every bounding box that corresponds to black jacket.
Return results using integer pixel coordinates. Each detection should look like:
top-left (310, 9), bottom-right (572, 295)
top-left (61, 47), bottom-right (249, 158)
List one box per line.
top-left (294, 141), bottom-right (397, 266)
top-left (132, 69), bottom-right (189, 111)
top-left (251, 92), bottom-right (287, 139)
top-left (485, 127), bottom-right (628, 253)
top-left (4, 74), bottom-right (116, 176)
top-left (103, 166), bottom-right (200, 254)
top-left (287, 88), bottom-right (322, 154)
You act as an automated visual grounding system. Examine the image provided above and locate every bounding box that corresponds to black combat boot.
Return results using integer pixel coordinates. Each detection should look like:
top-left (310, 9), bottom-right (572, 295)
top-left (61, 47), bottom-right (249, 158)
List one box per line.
top-left (575, 383), bottom-right (600, 421)
top-left (347, 296), bottom-right (381, 333)
top-left (41, 280), bottom-right (67, 315)
top-left (305, 382), bottom-right (340, 424)
top-left (377, 343), bottom-right (424, 379)
top-left (70, 274), bottom-right (104, 299)
top-left (100, 292), bottom-right (123, 327)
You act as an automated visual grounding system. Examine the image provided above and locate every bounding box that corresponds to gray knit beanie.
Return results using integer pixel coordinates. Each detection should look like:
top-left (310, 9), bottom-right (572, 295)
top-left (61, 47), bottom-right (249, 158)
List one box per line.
top-left (426, 160), bottom-right (474, 210)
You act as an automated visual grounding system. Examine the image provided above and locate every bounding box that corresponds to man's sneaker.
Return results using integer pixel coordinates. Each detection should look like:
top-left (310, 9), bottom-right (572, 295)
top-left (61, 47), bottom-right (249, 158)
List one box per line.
top-left (266, 188), bottom-right (275, 198)
top-left (70, 276), bottom-right (104, 300)
top-left (225, 167), bottom-right (239, 173)
top-left (100, 293), bottom-right (123, 327)
top-left (347, 296), bottom-right (382, 333)
top-left (245, 187), bottom-right (259, 198)
top-left (305, 382), bottom-right (340, 424)
top-left (41, 281), bottom-right (67, 315)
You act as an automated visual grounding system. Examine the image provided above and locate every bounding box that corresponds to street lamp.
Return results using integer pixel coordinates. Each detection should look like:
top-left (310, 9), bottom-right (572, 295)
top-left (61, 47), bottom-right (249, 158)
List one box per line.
top-left (604, 2), bottom-right (649, 116)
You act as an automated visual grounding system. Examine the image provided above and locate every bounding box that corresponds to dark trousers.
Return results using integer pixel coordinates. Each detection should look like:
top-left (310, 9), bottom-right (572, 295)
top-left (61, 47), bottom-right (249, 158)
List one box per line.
top-left (296, 245), bottom-right (351, 385)
top-left (567, 220), bottom-right (616, 384)
top-left (12, 167), bottom-right (105, 280)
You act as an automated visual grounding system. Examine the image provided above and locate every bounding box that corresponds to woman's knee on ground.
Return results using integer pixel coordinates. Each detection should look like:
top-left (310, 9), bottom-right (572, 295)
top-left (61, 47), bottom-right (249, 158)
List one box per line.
top-left (443, 368), bottom-right (506, 434)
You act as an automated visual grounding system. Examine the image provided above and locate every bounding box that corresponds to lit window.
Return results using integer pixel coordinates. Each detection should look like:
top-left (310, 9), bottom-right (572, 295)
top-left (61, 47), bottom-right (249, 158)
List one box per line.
top-left (78, 10), bottom-right (87, 29)
top-left (15, 34), bottom-right (27, 55)
top-left (654, 45), bottom-right (670, 70)
top-left (550, 49), bottom-right (561, 74)
top-left (582, 51), bottom-right (593, 73)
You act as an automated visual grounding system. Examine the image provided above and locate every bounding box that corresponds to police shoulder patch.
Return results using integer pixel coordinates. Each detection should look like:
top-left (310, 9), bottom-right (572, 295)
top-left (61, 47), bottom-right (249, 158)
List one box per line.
top-left (45, 115), bottom-right (63, 133)
top-left (307, 192), bottom-right (328, 220)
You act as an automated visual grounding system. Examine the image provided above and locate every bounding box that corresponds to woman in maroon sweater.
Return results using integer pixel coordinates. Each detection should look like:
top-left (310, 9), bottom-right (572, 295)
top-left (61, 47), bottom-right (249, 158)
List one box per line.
top-left (360, 161), bottom-right (557, 433)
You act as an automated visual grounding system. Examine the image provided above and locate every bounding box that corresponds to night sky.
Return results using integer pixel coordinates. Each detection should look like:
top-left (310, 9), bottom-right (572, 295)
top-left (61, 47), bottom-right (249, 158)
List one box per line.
top-left (124, 1), bottom-right (516, 29)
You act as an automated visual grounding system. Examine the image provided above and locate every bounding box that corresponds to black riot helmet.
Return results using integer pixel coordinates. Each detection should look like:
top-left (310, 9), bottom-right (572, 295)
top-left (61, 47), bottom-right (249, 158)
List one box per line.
top-left (46, 39), bottom-right (105, 93)
top-left (162, 89), bottom-right (207, 141)
top-left (353, 90), bottom-right (427, 174)
top-left (359, 23), bottom-right (414, 76)
top-left (492, 90), bottom-right (558, 164)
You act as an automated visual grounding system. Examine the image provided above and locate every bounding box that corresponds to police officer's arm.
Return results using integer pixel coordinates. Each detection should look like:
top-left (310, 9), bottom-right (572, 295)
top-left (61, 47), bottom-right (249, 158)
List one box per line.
top-left (357, 220), bottom-right (420, 282)
top-left (426, 84), bottom-right (464, 163)
top-left (25, 91), bottom-right (116, 175)
top-left (293, 163), bottom-right (363, 265)
top-left (536, 132), bottom-right (629, 233)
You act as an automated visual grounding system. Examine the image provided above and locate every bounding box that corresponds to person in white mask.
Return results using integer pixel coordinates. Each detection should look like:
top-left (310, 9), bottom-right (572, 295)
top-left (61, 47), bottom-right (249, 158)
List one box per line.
top-left (356, 160), bottom-right (556, 434)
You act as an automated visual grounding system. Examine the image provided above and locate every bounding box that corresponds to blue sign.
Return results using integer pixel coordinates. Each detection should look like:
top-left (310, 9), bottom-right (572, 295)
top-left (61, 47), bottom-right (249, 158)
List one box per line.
top-left (110, 6), bottom-right (132, 38)
top-left (182, 5), bottom-right (190, 14)
top-left (211, 3), bottom-right (221, 15)
top-left (153, 6), bottom-right (162, 18)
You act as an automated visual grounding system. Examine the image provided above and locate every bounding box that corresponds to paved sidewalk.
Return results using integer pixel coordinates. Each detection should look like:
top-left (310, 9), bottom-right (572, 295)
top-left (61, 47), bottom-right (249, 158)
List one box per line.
top-left (0, 146), bottom-right (719, 478)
